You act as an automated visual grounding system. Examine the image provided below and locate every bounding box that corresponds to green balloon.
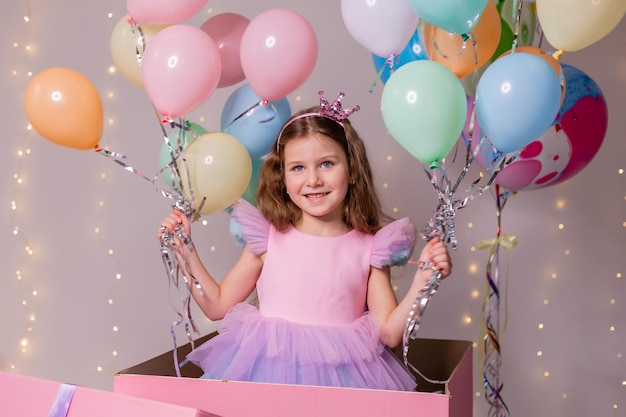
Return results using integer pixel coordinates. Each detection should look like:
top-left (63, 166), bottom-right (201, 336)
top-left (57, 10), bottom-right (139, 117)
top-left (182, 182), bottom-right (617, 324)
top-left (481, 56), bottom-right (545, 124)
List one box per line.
top-left (381, 60), bottom-right (467, 165)
top-left (492, 0), bottom-right (537, 60)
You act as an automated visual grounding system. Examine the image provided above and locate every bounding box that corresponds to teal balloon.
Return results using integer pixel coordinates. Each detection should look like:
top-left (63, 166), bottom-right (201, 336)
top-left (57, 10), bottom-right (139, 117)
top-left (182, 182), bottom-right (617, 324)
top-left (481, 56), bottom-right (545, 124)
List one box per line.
top-left (158, 122), bottom-right (208, 188)
top-left (240, 157), bottom-right (263, 206)
top-left (474, 52), bottom-right (562, 154)
top-left (381, 60), bottom-right (467, 165)
top-left (407, 0), bottom-right (488, 35)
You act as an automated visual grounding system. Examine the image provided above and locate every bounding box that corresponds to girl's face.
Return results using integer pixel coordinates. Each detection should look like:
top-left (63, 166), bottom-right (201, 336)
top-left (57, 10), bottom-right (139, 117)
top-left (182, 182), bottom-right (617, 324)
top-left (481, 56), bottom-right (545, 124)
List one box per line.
top-left (283, 133), bottom-right (350, 226)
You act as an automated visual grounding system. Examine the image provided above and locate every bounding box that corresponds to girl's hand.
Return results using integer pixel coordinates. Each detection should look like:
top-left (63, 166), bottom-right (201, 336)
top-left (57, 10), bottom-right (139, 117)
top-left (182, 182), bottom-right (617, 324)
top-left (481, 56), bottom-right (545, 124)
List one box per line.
top-left (417, 236), bottom-right (452, 279)
top-left (157, 209), bottom-right (190, 241)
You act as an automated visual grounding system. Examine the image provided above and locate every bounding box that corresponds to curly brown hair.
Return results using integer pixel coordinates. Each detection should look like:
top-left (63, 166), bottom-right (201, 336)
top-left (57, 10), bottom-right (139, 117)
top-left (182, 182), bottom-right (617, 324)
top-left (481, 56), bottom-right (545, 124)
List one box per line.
top-left (256, 106), bottom-right (386, 235)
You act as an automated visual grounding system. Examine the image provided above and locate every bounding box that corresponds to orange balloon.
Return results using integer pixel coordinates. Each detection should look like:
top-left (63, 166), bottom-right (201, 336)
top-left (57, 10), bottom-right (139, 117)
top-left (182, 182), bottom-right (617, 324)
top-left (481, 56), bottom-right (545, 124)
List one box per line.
top-left (424, 1), bottom-right (501, 79)
top-left (499, 46), bottom-right (566, 105)
top-left (24, 67), bottom-right (103, 150)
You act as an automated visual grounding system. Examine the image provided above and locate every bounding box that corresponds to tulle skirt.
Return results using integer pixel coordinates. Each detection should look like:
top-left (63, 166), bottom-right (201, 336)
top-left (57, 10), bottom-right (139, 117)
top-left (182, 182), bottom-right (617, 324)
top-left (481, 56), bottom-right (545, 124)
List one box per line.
top-left (186, 303), bottom-right (416, 391)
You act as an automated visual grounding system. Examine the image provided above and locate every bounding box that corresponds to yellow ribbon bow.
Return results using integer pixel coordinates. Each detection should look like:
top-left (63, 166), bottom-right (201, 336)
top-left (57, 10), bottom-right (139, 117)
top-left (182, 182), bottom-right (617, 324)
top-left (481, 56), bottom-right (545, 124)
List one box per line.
top-left (476, 233), bottom-right (518, 252)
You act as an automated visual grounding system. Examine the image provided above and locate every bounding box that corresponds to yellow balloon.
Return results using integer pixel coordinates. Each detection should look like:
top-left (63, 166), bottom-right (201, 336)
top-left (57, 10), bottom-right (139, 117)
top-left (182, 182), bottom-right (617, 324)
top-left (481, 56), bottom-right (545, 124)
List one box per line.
top-left (178, 132), bottom-right (252, 215)
top-left (536, 0), bottom-right (626, 52)
top-left (110, 15), bottom-right (168, 88)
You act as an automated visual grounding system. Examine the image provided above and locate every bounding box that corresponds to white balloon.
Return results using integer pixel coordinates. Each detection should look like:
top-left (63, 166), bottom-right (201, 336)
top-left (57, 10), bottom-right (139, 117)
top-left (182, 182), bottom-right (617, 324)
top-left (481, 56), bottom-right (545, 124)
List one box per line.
top-left (341, 0), bottom-right (419, 58)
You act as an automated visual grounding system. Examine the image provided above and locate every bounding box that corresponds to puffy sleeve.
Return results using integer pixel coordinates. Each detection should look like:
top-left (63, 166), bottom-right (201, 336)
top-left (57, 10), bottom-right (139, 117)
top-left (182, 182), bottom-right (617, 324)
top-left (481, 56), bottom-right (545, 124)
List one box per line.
top-left (229, 199), bottom-right (270, 255)
top-left (370, 217), bottom-right (416, 268)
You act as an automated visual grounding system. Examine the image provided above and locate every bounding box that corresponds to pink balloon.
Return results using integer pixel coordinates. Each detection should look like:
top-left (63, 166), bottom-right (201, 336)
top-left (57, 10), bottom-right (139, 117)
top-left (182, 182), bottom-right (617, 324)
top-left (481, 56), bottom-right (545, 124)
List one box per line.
top-left (142, 25), bottom-right (221, 118)
top-left (126, 0), bottom-right (207, 24)
top-left (240, 9), bottom-right (318, 101)
top-left (200, 13), bottom-right (250, 88)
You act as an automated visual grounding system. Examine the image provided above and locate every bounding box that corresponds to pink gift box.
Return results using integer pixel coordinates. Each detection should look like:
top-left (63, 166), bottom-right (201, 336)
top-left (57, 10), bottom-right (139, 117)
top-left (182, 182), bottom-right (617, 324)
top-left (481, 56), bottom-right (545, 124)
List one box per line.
top-left (0, 370), bottom-right (218, 417)
top-left (114, 333), bottom-right (473, 417)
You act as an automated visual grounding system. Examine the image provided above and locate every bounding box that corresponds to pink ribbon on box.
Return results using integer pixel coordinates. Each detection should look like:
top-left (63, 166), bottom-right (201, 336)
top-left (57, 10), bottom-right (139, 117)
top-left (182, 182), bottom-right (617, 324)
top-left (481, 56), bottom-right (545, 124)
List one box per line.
top-left (48, 383), bottom-right (76, 417)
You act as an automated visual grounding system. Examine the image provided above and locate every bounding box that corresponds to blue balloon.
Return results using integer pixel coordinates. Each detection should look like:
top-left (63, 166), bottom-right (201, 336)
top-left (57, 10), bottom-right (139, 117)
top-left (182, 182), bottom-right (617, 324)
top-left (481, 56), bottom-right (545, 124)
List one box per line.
top-left (475, 52), bottom-right (562, 154)
top-left (221, 83), bottom-right (291, 159)
top-left (372, 29), bottom-right (428, 84)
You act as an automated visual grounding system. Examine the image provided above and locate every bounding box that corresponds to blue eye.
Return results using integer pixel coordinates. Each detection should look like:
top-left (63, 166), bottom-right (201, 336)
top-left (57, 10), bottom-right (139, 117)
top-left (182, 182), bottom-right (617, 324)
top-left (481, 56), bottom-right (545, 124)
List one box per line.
top-left (292, 165), bottom-right (304, 172)
top-left (321, 161), bottom-right (333, 168)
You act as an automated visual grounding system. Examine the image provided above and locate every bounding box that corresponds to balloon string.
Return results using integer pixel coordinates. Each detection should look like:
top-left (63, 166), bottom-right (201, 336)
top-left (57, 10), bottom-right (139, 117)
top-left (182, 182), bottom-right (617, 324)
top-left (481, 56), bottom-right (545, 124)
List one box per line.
top-left (223, 99), bottom-right (275, 133)
top-left (95, 120), bottom-right (207, 375)
top-left (400, 128), bottom-right (520, 372)
top-left (466, 33), bottom-right (479, 74)
top-left (369, 54), bottom-right (397, 93)
top-left (430, 27), bottom-right (475, 61)
top-left (127, 17), bottom-right (145, 65)
top-left (402, 261), bottom-right (442, 366)
top-left (430, 29), bottom-right (478, 75)
top-left (476, 186), bottom-right (513, 416)
top-left (159, 117), bottom-right (203, 195)
top-left (450, 101), bottom-right (478, 196)
top-left (159, 199), bottom-right (217, 377)
top-left (94, 146), bottom-right (169, 196)
top-left (166, 290), bottom-right (196, 378)
top-left (509, 0), bottom-right (523, 53)
top-left (535, 11), bottom-right (546, 50)
top-left (148, 103), bottom-right (206, 217)
top-left (401, 162), bottom-right (457, 369)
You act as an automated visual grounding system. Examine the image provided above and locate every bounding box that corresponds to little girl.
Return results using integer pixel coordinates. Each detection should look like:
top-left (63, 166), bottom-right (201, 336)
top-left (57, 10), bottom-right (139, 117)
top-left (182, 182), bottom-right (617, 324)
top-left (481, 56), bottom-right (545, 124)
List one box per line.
top-left (158, 91), bottom-right (451, 391)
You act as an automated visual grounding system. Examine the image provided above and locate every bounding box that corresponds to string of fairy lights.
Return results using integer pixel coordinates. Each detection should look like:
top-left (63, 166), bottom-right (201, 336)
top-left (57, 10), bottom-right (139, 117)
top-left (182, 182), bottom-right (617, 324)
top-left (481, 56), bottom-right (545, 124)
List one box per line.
top-left (3, 0), bottom-right (624, 414)
top-left (5, 3), bottom-right (137, 380)
top-left (96, 9), bottom-right (123, 376)
top-left (6, 0), bottom-right (38, 373)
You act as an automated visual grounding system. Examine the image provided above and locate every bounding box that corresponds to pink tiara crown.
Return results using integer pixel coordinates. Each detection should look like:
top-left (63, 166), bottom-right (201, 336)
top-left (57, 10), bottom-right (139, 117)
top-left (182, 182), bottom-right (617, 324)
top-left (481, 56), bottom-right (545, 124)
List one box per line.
top-left (317, 90), bottom-right (360, 123)
top-left (276, 91), bottom-right (360, 152)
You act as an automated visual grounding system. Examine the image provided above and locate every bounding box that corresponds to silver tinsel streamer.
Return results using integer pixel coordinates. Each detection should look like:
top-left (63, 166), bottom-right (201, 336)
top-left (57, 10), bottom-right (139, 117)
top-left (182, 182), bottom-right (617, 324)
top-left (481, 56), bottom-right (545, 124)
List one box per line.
top-left (401, 106), bottom-right (518, 368)
top-left (96, 120), bottom-right (205, 377)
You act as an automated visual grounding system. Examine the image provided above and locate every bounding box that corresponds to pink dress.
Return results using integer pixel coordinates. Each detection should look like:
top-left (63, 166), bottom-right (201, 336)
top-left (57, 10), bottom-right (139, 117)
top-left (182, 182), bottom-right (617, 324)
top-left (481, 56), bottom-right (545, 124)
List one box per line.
top-left (187, 199), bottom-right (417, 390)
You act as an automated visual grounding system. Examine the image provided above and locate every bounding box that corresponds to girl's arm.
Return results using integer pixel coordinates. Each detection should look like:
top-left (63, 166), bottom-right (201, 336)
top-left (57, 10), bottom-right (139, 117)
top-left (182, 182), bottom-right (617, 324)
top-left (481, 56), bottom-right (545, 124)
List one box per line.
top-left (367, 237), bottom-right (451, 348)
top-left (159, 209), bottom-right (263, 321)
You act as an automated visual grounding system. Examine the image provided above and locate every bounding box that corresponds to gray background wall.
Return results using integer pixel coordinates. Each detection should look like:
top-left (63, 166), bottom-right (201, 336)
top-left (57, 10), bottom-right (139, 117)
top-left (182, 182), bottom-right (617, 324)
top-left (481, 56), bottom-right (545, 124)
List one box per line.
top-left (1, 1), bottom-right (624, 415)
